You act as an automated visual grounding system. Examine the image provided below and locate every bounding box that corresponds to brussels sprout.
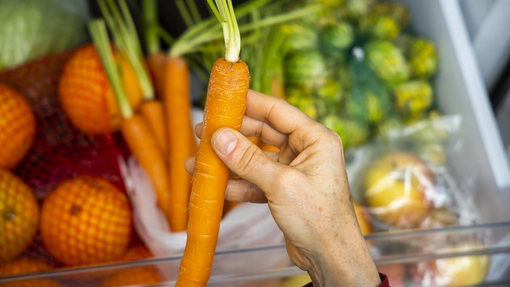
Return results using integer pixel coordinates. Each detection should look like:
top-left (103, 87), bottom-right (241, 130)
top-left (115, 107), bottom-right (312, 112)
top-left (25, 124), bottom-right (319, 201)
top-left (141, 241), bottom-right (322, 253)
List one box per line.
top-left (375, 116), bottom-right (405, 137)
top-left (342, 0), bottom-right (375, 20)
top-left (359, 14), bottom-right (400, 40)
top-left (284, 49), bottom-right (329, 91)
top-left (322, 115), bottom-right (370, 149)
top-left (319, 21), bottom-right (354, 60)
top-left (394, 33), bottom-right (416, 55)
top-left (345, 86), bottom-right (390, 124)
top-left (393, 80), bottom-right (433, 117)
top-left (365, 89), bottom-right (389, 123)
top-left (408, 37), bottom-right (438, 78)
top-left (369, 2), bottom-right (411, 29)
top-left (286, 89), bottom-right (319, 120)
top-left (316, 78), bottom-right (343, 103)
top-left (280, 22), bottom-right (318, 52)
top-left (315, 78), bottom-right (344, 117)
top-left (364, 40), bottom-right (410, 85)
top-left (336, 65), bottom-right (352, 91)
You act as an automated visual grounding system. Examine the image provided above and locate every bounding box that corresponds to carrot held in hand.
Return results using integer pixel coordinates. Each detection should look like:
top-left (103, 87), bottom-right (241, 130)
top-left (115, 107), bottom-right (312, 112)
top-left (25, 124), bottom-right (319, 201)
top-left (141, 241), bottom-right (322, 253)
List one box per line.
top-left (175, 0), bottom-right (250, 286)
top-left (89, 19), bottom-right (173, 225)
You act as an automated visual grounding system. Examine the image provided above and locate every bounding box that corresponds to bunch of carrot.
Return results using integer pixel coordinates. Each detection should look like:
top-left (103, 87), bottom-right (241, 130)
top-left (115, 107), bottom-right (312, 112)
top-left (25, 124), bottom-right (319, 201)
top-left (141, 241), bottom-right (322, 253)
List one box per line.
top-left (89, 0), bottom-right (175, 230)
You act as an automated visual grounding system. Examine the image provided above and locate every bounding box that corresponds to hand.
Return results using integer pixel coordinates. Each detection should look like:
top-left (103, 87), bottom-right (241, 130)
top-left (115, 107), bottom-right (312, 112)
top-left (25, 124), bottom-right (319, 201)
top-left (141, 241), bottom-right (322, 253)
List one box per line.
top-left (187, 90), bottom-right (380, 287)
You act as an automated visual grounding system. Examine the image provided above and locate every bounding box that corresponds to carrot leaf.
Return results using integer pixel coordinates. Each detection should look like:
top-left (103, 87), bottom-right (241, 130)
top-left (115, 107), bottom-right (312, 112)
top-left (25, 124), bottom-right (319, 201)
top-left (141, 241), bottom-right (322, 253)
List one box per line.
top-left (99, 0), bottom-right (155, 100)
top-left (88, 19), bottom-right (133, 119)
top-left (143, 0), bottom-right (160, 54)
top-left (207, 0), bottom-right (241, 62)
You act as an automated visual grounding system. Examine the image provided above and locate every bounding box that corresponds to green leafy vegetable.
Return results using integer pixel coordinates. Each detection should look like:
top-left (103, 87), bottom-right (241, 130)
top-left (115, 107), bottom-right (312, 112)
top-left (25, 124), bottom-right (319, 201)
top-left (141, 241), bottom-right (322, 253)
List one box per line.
top-left (0, 0), bottom-right (90, 71)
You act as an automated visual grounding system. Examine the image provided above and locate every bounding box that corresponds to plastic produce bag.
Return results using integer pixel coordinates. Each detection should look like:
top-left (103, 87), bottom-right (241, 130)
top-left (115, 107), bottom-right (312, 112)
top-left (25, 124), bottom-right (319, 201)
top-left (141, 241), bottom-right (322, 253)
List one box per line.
top-left (0, 0), bottom-right (90, 71)
top-left (347, 114), bottom-right (481, 231)
top-left (120, 155), bottom-right (287, 283)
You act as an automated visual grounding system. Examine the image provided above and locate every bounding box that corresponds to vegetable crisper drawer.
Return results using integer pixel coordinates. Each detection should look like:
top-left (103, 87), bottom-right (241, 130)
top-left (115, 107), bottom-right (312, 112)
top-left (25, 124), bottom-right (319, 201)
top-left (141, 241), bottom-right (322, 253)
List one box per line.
top-left (1, 221), bottom-right (510, 286)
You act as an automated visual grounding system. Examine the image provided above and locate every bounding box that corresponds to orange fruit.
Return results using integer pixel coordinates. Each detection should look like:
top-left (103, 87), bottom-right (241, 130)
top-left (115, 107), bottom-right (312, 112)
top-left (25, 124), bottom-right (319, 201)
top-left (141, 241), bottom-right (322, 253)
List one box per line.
top-left (0, 257), bottom-right (52, 276)
top-left (59, 44), bottom-right (143, 135)
top-left (0, 169), bottom-right (39, 262)
top-left (118, 244), bottom-right (153, 262)
top-left (0, 278), bottom-right (61, 287)
top-left (40, 176), bottom-right (133, 266)
top-left (0, 84), bottom-right (36, 169)
top-left (0, 257), bottom-right (60, 287)
top-left (99, 266), bottom-right (163, 287)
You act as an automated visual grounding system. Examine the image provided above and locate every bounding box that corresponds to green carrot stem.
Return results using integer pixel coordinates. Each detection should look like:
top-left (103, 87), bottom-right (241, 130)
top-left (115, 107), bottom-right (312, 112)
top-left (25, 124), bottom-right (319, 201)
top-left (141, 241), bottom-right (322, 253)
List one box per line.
top-left (99, 0), bottom-right (155, 100)
top-left (170, 0), bottom-right (270, 57)
top-left (116, 0), bottom-right (142, 54)
top-left (170, 3), bottom-right (320, 58)
top-left (186, 0), bottom-right (203, 23)
top-left (177, 0), bottom-right (195, 27)
top-left (89, 19), bottom-right (133, 119)
top-left (157, 25), bottom-right (174, 45)
top-left (143, 0), bottom-right (160, 54)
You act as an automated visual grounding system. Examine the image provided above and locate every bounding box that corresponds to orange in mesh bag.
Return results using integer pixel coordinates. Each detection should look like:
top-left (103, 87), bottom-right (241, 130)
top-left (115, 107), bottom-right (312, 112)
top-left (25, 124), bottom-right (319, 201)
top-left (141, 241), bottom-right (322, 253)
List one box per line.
top-left (0, 169), bottom-right (39, 263)
top-left (0, 48), bottom-right (137, 269)
top-left (58, 44), bottom-right (144, 135)
top-left (0, 84), bottom-right (36, 169)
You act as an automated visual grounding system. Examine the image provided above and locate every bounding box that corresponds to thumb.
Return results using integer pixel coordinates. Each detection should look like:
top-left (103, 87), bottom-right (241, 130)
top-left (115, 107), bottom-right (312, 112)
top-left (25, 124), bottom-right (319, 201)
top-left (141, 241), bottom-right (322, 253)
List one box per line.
top-left (211, 127), bottom-right (283, 192)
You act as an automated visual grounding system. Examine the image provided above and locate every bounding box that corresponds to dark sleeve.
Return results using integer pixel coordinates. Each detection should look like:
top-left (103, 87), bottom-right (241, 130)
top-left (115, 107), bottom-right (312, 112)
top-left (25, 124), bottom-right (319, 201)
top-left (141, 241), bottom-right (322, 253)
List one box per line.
top-left (302, 273), bottom-right (390, 287)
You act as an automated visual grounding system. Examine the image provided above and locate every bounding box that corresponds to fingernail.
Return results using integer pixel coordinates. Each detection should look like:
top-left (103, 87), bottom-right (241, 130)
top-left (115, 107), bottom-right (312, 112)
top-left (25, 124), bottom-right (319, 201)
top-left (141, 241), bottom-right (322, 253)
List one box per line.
top-left (215, 129), bottom-right (237, 156)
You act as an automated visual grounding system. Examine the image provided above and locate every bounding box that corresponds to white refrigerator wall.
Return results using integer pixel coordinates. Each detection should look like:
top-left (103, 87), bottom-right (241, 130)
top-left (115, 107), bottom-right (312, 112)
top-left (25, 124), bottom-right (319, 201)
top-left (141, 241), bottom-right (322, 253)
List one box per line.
top-left (400, 0), bottom-right (510, 223)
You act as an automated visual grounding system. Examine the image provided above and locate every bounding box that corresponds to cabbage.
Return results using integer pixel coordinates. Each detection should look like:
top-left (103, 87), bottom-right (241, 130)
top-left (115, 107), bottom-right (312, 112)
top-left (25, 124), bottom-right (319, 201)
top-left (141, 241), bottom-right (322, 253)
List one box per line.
top-left (0, 0), bottom-right (90, 71)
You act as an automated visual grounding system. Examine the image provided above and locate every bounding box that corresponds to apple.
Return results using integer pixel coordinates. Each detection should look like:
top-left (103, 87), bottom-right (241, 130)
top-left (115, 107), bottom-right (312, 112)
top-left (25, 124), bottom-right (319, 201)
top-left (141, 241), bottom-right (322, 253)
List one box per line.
top-left (410, 241), bottom-right (490, 287)
top-left (363, 152), bottom-right (435, 229)
top-left (419, 208), bottom-right (459, 230)
top-left (279, 273), bottom-right (311, 287)
top-left (353, 201), bottom-right (372, 236)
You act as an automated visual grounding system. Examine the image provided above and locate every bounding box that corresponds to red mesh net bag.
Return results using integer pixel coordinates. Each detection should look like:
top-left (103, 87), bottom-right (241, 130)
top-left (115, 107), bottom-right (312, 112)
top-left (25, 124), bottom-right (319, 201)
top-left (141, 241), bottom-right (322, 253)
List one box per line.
top-left (0, 47), bottom-right (144, 274)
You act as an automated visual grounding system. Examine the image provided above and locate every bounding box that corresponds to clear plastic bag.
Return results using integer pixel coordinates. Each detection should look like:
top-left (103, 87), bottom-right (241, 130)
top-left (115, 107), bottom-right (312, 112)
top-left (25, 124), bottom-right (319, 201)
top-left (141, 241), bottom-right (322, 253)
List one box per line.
top-left (120, 147), bottom-right (287, 285)
top-left (347, 114), bottom-right (481, 231)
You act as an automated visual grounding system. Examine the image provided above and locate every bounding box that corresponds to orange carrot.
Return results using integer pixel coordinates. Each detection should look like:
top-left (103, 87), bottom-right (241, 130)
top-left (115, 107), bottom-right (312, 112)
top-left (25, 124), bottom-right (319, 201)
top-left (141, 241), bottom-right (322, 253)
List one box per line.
top-left (89, 19), bottom-right (172, 225)
top-left (121, 114), bottom-right (172, 222)
top-left (139, 99), bottom-right (168, 156)
top-left (175, 1), bottom-right (249, 285)
top-left (146, 51), bottom-right (167, 97)
top-left (143, 0), bottom-right (167, 98)
top-left (163, 56), bottom-right (197, 232)
top-left (99, 0), bottom-right (168, 158)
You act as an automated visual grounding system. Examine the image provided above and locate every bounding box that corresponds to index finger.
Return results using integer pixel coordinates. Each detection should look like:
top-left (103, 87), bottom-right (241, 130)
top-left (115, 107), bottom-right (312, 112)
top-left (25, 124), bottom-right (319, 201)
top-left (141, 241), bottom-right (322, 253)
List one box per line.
top-left (246, 90), bottom-right (316, 135)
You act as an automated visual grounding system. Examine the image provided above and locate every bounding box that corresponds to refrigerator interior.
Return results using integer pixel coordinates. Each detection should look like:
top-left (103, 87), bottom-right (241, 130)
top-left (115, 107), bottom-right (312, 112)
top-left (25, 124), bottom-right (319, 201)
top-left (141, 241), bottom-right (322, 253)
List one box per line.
top-left (1, 0), bottom-right (510, 286)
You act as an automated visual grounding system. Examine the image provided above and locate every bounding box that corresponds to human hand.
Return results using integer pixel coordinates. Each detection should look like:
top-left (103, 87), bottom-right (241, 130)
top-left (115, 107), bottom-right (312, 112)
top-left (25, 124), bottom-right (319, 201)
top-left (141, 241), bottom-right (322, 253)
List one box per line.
top-left (187, 90), bottom-right (380, 287)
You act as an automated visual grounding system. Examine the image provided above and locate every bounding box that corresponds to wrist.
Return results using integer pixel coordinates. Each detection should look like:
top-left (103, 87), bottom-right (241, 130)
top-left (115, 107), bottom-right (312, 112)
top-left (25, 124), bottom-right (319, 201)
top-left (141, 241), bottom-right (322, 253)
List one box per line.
top-left (306, 222), bottom-right (380, 286)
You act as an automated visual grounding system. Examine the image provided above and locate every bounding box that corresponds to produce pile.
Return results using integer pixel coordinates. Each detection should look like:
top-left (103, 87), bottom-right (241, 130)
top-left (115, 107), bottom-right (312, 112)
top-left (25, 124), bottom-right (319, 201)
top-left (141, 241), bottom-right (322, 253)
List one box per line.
top-left (0, 1), bottom-right (163, 286)
top-left (0, 48), bottom-right (159, 287)
top-left (0, 0), bottom-right (493, 286)
top-left (187, 1), bottom-right (491, 286)
top-left (278, 0), bottom-right (438, 151)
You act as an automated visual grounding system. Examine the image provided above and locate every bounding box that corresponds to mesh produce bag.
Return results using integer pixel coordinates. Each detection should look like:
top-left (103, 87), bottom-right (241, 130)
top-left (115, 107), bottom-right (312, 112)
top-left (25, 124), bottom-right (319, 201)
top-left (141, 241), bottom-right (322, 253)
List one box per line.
top-left (0, 48), bottom-right (135, 269)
